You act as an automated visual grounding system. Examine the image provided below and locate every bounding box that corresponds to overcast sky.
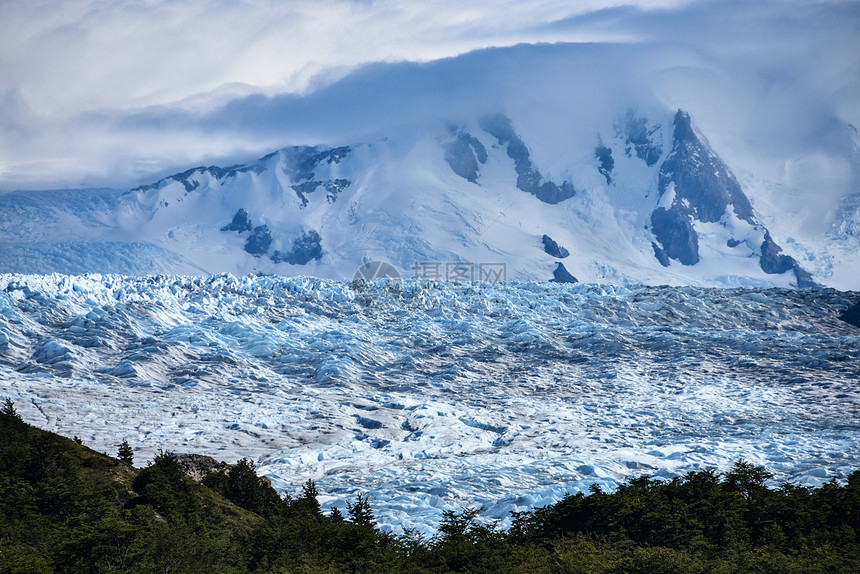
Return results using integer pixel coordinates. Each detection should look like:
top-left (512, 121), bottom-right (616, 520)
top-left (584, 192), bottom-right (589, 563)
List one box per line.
top-left (1, 0), bottom-right (858, 191)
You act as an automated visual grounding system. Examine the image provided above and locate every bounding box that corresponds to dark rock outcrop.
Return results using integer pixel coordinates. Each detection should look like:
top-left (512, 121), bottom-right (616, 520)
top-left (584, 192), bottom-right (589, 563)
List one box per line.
top-left (271, 230), bottom-right (323, 265)
top-left (221, 208), bottom-right (252, 233)
top-left (292, 178), bottom-right (350, 207)
top-left (444, 132), bottom-right (488, 183)
top-left (280, 145), bottom-right (351, 182)
top-left (244, 225), bottom-right (272, 257)
top-left (650, 109), bottom-right (757, 267)
top-left (292, 181), bottom-right (321, 208)
top-left (480, 114), bottom-right (576, 204)
top-left (617, 111), bottom-right (662, 166)
top-left (658, 110), bottom-right (754, 225)
top-left (542, 234), bottom-right (569, 258)
top-left (792, 266), bottom-right (818, 289)
top-left (652, 242), bottom-right (670, 267)
top-left (650, 207), bottom-right (699, 266)
top-left (595, 144), bottom-right (614, 184)
top-left (130, 145), bottom-right (351, 209)
top-left (648, 109), bottom-right (817, 285)
top-left (131, 162), bottom-right (265, 194)
top-left (325, 179), bottom-right (350, 204)
top-left (550, 262), bottom-right (578, 283)
top-left (760, 231), bottom-right (796, 274)
top-left (759, 231), bottom-right (819, 288)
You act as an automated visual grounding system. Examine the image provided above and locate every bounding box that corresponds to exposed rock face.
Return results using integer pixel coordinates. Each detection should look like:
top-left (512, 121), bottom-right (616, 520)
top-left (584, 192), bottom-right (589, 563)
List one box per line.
top-left (292, 179), bottom-right (351, 208)
top-left (652, 110), bottom-right (740, 267)
top-left (658, 110), bottom-right (754, 225)
top-left (132, 163), bottom-right (266, 194)
top-left (271, 230), bottom-right (323, 265)
top-left (647, 110), bottom-right (817, 286)
top-left (324, 179), bottom-right (350, 203)
top-left (760, 231), bottom-right (796, 274)
top-left (480, 114), bottom-right (576, 204)
top-left (279, 146), bottom-right (351, 181)
top-left (551, 262), bottom-right (578, 283)
top-left (174, 454), bottom-right (271, 487)
top-left (650, 206), bottom-right (700, 266)
top-left (444, 132), bottom-right (488, 183)
top-left (792, 267), bottom-right (817, 289)
top-left (542, 234), bottom-right (569, 258)
top-left (650, 109), bottom-right (755, 268)
top-left (221, 208), bottom-right (252, 233)
top-left (759, 231), bottom-right (819, 288)
top-left (292, 181), bottom-right (321, 208)
top-left (595, 144), bottom-right (614, 184)
top-left (652, 242), bottom-right (671, 267)
top-left (244, 225), bottom-right (272, 257)
top-left (278, 146), bottom-right (352, 207)
top-left (174, 454), bottom-right (230, 483)
top-left (617, 110), bottom-right (662, 166)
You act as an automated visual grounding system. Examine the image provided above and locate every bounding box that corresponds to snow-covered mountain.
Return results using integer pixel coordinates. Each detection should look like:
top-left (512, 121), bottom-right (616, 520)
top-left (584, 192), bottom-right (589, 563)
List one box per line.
top-left (1, 103), bottom-right (854, 288)
top-left (1, 40), bottom-right (857, 288)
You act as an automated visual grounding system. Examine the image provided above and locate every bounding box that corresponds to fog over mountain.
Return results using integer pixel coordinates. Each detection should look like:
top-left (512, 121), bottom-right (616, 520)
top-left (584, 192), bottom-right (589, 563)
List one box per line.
top-left (0, 1), bottom-right (858, 287)
top-left (1, 0), bottom-right (857, 191)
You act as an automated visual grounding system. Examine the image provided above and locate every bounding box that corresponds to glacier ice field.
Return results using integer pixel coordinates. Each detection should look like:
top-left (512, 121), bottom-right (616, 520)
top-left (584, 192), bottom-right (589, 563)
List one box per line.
top-left (1, 273), bottom-right (859, 534)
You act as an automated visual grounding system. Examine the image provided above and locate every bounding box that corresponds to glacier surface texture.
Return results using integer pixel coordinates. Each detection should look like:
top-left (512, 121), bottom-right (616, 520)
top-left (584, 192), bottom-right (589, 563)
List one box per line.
top-left (1, 274), bottom-right (858, 534)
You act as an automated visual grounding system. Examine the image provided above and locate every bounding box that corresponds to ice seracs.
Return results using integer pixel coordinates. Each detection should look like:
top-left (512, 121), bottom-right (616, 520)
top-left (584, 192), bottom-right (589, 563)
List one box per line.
top-left (1, 273), bottom-right (858, 533)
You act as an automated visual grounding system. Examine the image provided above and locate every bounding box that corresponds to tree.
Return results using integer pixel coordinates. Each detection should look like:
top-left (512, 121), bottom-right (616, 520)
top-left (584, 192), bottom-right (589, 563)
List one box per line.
top-left (726, 460), bottom-right (773, 502)
top-left (227, 458), bottom-right (281, 516)
top-left (437, 507), bottom-right (483, 542)
top-left (294, 479), bottom-right (321, 516)
top-left (225, 458), bottom-right (260, 510)
top-left (433, 507), bottom-right (501, 572)
top-left (1, 398), bottom-right (22, 420)
top-left (302, 478), bottom-right (319, 500)
top-left (347, 493), bottom-right (375, 526)
top-left (117, 440), bottom-right (134, 465)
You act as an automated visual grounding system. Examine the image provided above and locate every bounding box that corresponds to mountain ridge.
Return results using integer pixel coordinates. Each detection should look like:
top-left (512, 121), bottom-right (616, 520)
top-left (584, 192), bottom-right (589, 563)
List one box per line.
top-left (0, 104), bottom-right (847, 288)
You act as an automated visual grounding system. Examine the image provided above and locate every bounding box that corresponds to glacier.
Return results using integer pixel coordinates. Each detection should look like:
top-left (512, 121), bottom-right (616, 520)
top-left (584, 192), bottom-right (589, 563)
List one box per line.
top-left (1, 273), bottom-right (858, 534)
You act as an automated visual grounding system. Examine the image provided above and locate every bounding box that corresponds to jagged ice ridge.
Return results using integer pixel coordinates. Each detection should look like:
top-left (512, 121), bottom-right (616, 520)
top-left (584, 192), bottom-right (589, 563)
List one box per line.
top-left (1, 273), bottom-right (858, 534)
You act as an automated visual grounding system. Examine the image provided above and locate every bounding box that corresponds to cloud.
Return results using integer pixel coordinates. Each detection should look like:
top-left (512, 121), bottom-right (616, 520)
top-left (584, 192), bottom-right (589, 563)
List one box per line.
top-left (0, 0), bottom-right (685, 111)
top-left (0, 0), bottom-right (857, 192)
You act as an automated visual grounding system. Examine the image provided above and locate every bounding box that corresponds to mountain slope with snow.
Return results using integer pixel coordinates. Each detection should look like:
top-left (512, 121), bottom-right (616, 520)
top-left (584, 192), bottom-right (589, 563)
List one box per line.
top-left (2, 40), bottom-right (857, 288)
top-left (2, 103), bottom-right (852, 287)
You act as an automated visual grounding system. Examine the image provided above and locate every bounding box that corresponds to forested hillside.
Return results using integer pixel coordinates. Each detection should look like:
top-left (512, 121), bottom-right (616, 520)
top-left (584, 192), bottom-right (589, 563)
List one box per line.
top-left (2, 399), bottom-right (859, 573)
